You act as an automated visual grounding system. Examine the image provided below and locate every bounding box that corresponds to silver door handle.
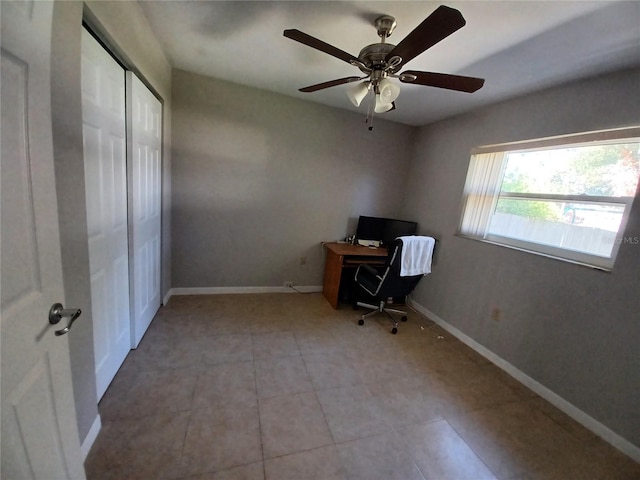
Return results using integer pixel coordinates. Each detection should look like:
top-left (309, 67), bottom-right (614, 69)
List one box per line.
top-left (49, 303), bottom-right (82, 336)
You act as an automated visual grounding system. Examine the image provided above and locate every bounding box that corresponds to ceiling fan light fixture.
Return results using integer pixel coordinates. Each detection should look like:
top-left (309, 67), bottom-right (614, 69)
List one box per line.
top-left (374, 93), bottom-right (394, 113)
top-left (378, 78), bottom-right (400, 104)
top-left (347, 81), bottom-right (370, 107)
top-left (284, 5), bottom-right (485, 127)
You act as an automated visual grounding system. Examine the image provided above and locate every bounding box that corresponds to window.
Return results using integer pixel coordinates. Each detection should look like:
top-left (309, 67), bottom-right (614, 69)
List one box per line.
top-left (458, 128), bottom-right (640, 270)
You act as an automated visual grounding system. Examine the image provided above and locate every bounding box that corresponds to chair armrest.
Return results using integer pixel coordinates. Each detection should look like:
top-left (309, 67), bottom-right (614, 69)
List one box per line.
top-left (358, 264), bottom-right (379, 277)
top-left (355, 263), bottom-right (384, 296)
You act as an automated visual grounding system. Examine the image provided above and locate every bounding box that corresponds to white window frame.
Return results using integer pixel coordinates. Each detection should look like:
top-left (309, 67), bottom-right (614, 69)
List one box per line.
top-left (458, 127), bottom-right (640, 271)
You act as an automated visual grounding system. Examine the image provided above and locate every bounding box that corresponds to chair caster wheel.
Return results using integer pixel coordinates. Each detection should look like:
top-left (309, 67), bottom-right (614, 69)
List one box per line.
top-left (391, 327), bottom-right (398, 334)
top-left (401, 316), bottom-right (408, 322)
top-left (358, 319), bottom-right (364, 326)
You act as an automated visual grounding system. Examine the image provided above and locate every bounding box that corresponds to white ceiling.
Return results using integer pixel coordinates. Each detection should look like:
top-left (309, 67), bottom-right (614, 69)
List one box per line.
top-left (139, 1), bottom-right (640, 126)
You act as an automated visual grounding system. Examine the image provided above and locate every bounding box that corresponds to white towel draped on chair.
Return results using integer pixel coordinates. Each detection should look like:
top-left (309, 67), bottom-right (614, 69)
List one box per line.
top-left (398, 236), bottom-right (435, 276)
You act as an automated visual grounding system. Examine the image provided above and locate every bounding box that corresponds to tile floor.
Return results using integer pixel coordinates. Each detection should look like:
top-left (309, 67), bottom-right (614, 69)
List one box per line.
top-left (85, 293), bottom-right (640, 480)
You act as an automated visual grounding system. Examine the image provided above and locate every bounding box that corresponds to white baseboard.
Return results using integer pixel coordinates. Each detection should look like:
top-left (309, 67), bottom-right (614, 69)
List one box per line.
top-left (287, 285), bottom-right (323, 293)
top-left (166, 285), bottom-right (323, 298)
top-left (81, 414), bottom-right (102, 459)
top-left (407, 297), bottom-right (640, 464)
top-left (162, 289), bottom-right (172, 306)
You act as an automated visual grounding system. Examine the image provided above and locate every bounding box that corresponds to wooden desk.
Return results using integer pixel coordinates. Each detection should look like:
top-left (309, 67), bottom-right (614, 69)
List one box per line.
top-left (322, 242), bottom-right (388, 309)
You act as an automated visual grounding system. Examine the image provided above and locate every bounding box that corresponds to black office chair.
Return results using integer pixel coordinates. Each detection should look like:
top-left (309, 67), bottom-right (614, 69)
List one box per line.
top-left (354, 237), bottom-right (431, 334)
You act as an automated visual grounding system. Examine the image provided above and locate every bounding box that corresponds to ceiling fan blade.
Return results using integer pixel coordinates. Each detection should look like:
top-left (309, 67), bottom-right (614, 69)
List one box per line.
top-left (299, 76), bottom-right (364, 93)
top-left (400, 70), bottom-right (485, 93)
top-left (284, 29), bottom-right (360, 65)
top-left (386, 5), bottom-right (466, 68)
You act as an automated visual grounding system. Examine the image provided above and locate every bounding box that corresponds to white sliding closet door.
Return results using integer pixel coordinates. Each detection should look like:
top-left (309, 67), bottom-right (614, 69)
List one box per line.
top-left (129, 73), bottom-right (162, 348)
top-left (81, 28), bottom-right (131, 400)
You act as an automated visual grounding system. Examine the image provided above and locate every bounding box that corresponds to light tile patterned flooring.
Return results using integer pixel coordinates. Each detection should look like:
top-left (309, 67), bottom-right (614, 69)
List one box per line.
top-left (85, 293), bottom-right (640, 479)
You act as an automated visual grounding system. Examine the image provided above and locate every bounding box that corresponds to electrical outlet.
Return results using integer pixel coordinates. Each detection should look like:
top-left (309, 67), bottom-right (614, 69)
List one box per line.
top-left (284, 281), bottom-right (294, 288)
top-left (300, 256), bottom-right (307, 266)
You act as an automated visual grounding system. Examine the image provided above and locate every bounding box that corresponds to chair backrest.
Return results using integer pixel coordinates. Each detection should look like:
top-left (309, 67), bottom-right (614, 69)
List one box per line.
top-left (378, 238), bottom-right (424, 298)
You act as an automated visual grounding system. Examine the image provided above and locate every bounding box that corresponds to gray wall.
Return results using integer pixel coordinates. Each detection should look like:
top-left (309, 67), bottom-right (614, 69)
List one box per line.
top-left (50, 1), bottom-right (172, 443)
top-left (171, 69), bottom-right (415, 288)
top-left (402, 68), bottom-right (640, 448)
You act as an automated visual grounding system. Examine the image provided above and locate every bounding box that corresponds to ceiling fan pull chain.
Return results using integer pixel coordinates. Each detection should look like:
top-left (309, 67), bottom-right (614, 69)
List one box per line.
top-left (365, 88), bottom-right (375, 130)
top-left (366, 111), bottom-right (375, 131)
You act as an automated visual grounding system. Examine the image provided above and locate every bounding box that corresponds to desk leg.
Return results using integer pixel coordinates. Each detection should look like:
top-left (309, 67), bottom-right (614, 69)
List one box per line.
top-left (322, 249), bottom-right (343, 309)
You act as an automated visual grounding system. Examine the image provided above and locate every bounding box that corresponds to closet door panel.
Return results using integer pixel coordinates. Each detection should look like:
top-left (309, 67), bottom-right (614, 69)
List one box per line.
top-left (129, 73), bottom-right (162, 348)
top-left (81, 28), bottom-right (131, 400)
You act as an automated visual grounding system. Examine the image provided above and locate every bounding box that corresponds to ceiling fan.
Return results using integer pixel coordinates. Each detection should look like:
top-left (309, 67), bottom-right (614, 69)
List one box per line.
top-left (283, 5), bottom-right (485, 121)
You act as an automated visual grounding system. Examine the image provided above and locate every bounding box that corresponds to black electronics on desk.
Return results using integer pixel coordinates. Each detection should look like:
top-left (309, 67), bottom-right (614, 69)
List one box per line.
top-left (355, 215), bottom-right (418, 247)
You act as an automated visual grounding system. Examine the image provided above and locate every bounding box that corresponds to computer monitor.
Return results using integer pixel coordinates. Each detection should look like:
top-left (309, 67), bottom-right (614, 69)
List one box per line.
top-left (355, 216), bottom-right (386, 243)
top-left (356, 216), bottom-right (418, 247)
top-left (382, 219), bottom-right (418, 246)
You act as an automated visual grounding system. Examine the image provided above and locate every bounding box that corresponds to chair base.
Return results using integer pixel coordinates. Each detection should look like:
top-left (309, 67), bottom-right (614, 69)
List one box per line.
top-left (356, 300), bottom-right (408, 334)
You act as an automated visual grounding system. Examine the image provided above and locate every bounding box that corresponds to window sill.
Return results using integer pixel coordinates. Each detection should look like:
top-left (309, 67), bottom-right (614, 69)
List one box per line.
top-left (454, 233), bottom-right (613, 272)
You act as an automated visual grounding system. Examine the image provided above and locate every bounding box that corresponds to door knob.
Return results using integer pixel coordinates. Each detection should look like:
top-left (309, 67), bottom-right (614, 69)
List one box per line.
top-left (49, 303), bottom-right (82, 336)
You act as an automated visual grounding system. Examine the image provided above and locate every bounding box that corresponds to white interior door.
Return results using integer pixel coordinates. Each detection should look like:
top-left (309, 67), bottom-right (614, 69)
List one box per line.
top-left (1, 2), bottom-right (86, 478)
top-left (129, 73), bottom-right (162, 348)
top-left (81, 28), bottom-right (131, 401)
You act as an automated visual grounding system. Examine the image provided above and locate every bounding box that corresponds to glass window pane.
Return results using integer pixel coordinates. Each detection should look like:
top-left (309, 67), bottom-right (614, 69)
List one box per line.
top-left (488, 198), bottom-right (625, 257)
top-left (501, 142), bottom-right (640, 197)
